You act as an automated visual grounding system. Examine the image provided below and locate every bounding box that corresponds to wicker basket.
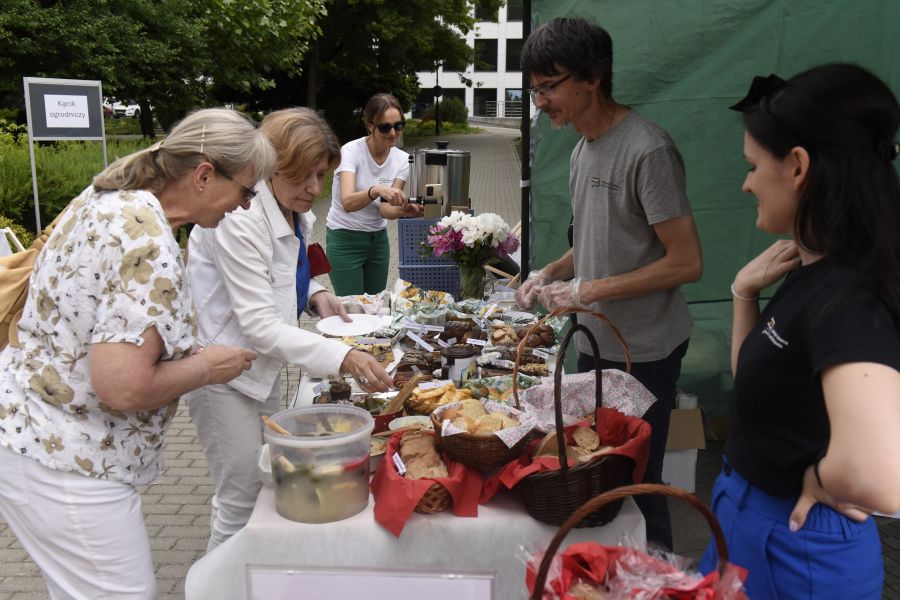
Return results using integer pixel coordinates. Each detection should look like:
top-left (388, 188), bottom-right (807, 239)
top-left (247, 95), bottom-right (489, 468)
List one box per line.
top-left (529, 483), bottom-right (732, 600)
top-left (430, 401), bottom-right (533, 471)
top-left (415, 482), bottom-right (451, 514)
top-left (517, 308), bottom-right (639, 528)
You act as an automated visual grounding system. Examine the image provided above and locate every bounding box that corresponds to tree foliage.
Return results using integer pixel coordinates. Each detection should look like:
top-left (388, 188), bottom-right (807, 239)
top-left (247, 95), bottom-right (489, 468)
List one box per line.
top-left (0, 0), bottom-right (326, 133)
top-left (252, 0), bottom-right (503, 141)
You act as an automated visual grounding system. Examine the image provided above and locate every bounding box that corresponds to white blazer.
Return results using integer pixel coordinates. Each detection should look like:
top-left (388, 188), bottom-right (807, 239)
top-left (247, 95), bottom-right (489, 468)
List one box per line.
top-left (187, 181), bottom-right (350, 400)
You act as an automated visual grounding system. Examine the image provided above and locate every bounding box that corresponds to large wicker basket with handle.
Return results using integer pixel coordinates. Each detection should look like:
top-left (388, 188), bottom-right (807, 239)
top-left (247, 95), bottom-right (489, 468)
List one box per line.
top-left (528, 483), bottom-right (734, 600)
top-left (516, 307), bottom-right (640, 528)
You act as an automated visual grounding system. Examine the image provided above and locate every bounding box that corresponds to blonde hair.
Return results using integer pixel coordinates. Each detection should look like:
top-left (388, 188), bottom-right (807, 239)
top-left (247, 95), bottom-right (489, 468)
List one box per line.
top-left (259, 108), bottom-right (340, 182)
top-left (93, 108), bottom-right (275, 193)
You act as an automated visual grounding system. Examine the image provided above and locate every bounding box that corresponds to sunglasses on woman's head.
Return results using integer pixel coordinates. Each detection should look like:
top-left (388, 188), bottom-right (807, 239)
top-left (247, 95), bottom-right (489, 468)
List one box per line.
top-left (375, 121), bottom-right (406, 134)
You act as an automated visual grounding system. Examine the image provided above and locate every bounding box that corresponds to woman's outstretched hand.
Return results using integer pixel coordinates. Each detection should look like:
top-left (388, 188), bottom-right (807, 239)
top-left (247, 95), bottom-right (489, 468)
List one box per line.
top-left (733, 239), bottom-right (801, 298)
top-left (340, 349), bottom-right (393, 392)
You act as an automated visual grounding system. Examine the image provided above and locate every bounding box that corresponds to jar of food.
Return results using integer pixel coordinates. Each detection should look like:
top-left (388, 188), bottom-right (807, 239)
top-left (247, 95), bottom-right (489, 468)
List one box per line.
top-left (440, 344), bottom-right (478, 386)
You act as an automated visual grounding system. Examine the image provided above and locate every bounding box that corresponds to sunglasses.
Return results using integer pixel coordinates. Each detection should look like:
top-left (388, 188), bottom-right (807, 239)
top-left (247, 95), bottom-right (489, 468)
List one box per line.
top-left (375, 121), bottom-right (406, 134)
top-left (219, 170), bottom-right (258, 204)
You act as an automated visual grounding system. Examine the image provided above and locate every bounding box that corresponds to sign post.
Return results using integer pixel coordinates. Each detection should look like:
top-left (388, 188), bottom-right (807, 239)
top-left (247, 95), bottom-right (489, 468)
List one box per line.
top-left (23, 77), bottom-right (107, 231)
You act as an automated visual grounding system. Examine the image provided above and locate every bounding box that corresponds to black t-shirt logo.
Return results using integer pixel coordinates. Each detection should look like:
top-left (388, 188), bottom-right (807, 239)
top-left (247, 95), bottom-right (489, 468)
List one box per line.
top-left (762, 317), bottom-right (789, 349)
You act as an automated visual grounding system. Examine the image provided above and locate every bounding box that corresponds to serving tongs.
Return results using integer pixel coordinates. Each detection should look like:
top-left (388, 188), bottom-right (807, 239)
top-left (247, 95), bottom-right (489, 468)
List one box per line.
top-left (379, 372), bottom-right (425, 416)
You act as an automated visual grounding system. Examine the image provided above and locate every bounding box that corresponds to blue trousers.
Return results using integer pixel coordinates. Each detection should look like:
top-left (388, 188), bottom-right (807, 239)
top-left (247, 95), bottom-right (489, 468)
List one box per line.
top-left (577, 338), bottom-right (688, 550)
top-left (699, 461), bottom-right (882, 599)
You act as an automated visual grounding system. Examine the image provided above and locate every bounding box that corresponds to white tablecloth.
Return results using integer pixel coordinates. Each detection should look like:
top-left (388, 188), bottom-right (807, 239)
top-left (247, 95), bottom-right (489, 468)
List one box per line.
top-left (185, 486), bottom-right (644, 600)
top-left (189, 377), bottom-right (645, 599)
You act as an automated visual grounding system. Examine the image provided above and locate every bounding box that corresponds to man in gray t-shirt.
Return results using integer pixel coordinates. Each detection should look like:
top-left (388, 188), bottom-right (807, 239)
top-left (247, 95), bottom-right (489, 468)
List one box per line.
top-left (518, 17), bottom-right (703, 550)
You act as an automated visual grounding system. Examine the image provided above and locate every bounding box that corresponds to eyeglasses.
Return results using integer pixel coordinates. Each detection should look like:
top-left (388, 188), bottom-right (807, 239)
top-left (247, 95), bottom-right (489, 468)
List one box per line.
top-left (219, 170), bottom-right (258, 204)
top-left (528, 74), bottom-right (572, 102)
top-left (375, 121), bottom-right (406, 134)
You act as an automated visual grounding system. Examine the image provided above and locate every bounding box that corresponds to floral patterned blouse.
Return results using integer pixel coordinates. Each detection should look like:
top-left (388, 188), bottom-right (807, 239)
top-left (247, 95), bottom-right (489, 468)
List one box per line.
top-left (0, 186), bottom-right (196, 485)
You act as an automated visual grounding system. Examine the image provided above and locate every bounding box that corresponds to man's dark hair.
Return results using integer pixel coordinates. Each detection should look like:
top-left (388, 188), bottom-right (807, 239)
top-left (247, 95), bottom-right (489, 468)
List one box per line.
top-left (521, 17), bottom-right (614, 98)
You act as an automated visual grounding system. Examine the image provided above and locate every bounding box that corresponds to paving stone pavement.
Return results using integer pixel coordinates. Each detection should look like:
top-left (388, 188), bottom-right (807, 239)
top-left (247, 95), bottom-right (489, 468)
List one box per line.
top-left (3, 125), bottom-right (900, 598)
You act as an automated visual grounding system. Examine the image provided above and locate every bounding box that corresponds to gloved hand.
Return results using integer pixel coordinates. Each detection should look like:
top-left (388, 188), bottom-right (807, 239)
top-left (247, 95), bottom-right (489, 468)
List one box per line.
top-left (515, 269), bottom-right (551, 309)
top-left (309, 291), bottom-right (351, 321)
top-left (537, 278), bottom-right (586, 311)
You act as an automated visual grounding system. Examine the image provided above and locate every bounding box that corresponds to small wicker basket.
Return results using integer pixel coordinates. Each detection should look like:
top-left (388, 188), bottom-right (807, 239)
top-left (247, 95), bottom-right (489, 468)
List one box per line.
top-left (517, 307), bottom-right (639, 528)
top-left (415, 482), bottom-right (451, 514)
top-left (430, 401), bottom-right (532, 471)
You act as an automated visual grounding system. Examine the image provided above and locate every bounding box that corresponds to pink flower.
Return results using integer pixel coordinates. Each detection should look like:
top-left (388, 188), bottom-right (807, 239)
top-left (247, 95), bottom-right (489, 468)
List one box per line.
top-left (496, 233), bottom-right (520, 258)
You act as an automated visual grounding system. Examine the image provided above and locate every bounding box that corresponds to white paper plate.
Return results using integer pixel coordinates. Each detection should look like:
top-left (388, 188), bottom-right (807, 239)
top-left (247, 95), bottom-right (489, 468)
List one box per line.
top-left (316, 314), bottom-right (385, 337)
top-left (388, 416), bottom-right (434, 431)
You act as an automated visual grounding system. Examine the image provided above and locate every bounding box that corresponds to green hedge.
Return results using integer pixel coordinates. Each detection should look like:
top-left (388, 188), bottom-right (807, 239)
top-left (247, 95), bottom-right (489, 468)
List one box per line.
top-left (0, 121), bottom-right (152, 231)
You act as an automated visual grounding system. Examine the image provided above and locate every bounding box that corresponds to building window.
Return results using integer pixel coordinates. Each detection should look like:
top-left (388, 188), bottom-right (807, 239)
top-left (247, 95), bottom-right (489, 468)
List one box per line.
top-left (505, 39), bottom-right (523, 72)
top-left (506, 0), bottom-right (524, 21)
top-left (474, 0), bottom-right (498, 22)
top-left (504, 89), bottom-right (524, 118)
top-left (474, 39), bottom-right (498, 72)
top-left (474, 88), bottom-right (498, 117)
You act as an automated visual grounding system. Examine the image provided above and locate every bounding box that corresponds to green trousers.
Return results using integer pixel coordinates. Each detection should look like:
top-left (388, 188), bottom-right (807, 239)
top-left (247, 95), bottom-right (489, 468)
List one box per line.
top-left (326, 227), bottom-right (390, 296)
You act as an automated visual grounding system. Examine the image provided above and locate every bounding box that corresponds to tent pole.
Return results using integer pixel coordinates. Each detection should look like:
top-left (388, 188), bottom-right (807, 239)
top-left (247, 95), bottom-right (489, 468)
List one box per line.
top-left (519, 0), bottom-right (532, 277)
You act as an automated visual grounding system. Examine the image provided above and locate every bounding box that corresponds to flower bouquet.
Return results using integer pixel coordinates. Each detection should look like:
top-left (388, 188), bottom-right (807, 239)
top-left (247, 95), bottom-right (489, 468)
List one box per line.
top-left (421, 212), bottom-right (519, 299)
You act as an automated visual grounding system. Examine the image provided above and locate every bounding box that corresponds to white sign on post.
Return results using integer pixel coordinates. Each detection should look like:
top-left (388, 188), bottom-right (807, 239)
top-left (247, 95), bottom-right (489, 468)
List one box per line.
top-left (44, 95), bottom-right (90, 128)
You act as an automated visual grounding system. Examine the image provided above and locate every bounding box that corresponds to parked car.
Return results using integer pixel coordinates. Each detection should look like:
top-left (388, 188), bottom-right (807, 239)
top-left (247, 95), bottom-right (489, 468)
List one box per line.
top-left (112, 101), bottom-right (141, 119)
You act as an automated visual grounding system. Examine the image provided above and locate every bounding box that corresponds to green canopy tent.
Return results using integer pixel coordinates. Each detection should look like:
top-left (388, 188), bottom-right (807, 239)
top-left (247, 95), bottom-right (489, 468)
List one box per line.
top-left (519, 0), bottom-right (900, 424)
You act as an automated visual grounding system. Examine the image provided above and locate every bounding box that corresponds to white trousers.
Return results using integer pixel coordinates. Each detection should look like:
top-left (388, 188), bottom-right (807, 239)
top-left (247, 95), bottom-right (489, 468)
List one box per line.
top-left (186, 380), bottom-right (281, 553)
top-left (0, 446), bottom-right (156, 600)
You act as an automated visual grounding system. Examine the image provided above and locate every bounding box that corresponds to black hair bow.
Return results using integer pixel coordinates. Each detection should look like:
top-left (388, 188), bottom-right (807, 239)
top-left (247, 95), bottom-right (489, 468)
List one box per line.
top-left (730, 74), bottom-right (787, 112)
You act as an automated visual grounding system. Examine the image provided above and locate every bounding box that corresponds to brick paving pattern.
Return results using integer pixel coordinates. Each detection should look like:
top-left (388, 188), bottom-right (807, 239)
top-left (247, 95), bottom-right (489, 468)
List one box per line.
top-left (2, 125), bottom-right (899, 599)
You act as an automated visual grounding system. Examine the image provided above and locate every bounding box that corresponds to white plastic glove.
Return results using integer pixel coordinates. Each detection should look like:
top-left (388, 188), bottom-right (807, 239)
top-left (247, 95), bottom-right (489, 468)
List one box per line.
top-left (515, 269), bottom-right (552, 309)
top-left (537, 278), bottom-right (586, 311)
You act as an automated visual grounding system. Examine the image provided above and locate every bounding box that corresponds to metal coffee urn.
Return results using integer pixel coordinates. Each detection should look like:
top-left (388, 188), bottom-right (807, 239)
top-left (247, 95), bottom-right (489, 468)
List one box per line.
top-left (409, 141), bottom-right (471, 218)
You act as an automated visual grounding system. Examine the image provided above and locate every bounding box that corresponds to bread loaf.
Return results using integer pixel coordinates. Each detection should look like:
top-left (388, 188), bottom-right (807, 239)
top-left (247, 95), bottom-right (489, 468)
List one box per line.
top-left (399, 431), bottom-right (448, 479)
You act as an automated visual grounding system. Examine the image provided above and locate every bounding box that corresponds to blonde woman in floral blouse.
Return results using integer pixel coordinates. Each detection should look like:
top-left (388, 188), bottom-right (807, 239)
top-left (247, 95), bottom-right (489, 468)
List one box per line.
top-left (0, 108), bottom-right (274, 599)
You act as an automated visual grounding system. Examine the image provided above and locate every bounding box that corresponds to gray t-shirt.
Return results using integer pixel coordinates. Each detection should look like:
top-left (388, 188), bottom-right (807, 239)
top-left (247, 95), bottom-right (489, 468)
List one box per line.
top-left (570, 110), bottom-right (693, 362)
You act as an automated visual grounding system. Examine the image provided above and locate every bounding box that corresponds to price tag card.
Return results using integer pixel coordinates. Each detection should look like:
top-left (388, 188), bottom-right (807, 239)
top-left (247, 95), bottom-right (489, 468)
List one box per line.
top-left (313, 382), bottom-right (329, 395)
top-left (419, 325), bottom-right (446, 333)
top-left (405, 331), bottom-right (434, 352)
top-left (392, 453), bottom-right (407, 476)
top-left (532, 348), bottom-right (551, 360)
top-left (467, 338), bottom-right (488, 347)
top-left (446, 337), bottom-right (457, 346)
top-left (473, 317), bottom-right (487, 330)
top-left (435, 338), bottom-right (451, 348)
top-left (417, 379), bottom-right (452, 390)
top-left (482, 303), bottom-right (499, 319)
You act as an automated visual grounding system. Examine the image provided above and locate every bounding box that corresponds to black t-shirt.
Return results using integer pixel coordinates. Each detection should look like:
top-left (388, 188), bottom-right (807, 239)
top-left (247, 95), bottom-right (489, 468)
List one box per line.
top-left (725, 259), bottom-right (900, 497)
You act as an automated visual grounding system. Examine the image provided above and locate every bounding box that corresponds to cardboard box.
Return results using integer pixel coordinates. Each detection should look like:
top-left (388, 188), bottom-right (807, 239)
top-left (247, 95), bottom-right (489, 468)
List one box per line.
top-left (662, 409), bottom-right (705, 492)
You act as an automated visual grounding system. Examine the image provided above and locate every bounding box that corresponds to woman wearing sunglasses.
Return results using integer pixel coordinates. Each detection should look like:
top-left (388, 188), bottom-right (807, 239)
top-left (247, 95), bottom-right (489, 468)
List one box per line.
top-left (326, 93), bottom-right (423, 296)
top-left (184, 108), bottom-right (394, 552)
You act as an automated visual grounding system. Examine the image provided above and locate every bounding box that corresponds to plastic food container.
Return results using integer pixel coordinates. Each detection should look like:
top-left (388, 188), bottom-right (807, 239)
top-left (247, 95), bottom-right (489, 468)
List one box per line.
top-left (441, 344), bottom-right (478, 386)
top-left (264, 405), bottom-right (374, 524)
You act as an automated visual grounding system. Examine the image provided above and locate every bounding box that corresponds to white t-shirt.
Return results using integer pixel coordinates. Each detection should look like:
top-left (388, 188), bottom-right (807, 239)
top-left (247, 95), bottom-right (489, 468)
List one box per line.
top-left (326, 137), bottom-right (409, 232)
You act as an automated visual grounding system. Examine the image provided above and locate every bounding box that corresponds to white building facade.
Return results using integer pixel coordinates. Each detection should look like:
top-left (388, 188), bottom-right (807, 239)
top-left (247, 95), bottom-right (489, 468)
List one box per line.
top-left (414, 0), bottom-right (525, 120)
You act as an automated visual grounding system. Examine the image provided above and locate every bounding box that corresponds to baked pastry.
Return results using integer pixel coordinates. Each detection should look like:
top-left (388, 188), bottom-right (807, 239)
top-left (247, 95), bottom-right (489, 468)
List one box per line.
top-left (490, 324), bottom-right (519, 346)
top-left (515, 324), bottom-right (555, 347)
top-left (328, 379), bottom-right (351, 402)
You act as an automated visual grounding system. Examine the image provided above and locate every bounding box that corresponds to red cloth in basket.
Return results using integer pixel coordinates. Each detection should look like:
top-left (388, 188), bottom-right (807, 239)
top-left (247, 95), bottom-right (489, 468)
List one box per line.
top-left (370, 431), bottom-right (484, 537)
top-left (481, 408), bottom-right (651, 503)
top-left (526, 542), bottom-right (748, 599)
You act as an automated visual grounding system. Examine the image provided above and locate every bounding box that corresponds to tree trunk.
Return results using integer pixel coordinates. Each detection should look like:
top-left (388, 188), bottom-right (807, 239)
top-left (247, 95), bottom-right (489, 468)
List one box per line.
top-left (306, 39), bottom-right (319, 109)
top-left (138, 99), bottom-right (155, 138)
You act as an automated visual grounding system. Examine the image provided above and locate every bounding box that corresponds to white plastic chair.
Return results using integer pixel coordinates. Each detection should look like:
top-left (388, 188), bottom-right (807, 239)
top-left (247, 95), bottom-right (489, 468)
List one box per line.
top-left (0, 228), bottom-right (24, 257)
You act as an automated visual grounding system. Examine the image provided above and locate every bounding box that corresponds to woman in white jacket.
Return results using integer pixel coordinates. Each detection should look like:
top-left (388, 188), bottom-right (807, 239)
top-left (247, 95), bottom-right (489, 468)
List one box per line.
top-left (185, 108), bottom-right (393, 551)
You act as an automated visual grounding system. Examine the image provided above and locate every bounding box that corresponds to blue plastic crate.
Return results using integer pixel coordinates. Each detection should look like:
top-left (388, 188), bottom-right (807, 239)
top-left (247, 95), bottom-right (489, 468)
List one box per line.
top-left (397, 217), bottom-right (455, 266)
top-left (398, 263), bottom-right (460, 298)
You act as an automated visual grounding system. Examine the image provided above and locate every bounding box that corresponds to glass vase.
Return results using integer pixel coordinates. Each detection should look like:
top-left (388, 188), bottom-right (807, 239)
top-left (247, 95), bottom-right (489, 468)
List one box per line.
top-left (458, 263), bottom-right (486, 300)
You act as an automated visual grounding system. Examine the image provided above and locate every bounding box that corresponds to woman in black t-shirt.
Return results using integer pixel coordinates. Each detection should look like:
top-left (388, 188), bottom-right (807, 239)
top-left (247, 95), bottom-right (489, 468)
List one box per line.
top-left (699, 64), bottom-right (900, 599)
